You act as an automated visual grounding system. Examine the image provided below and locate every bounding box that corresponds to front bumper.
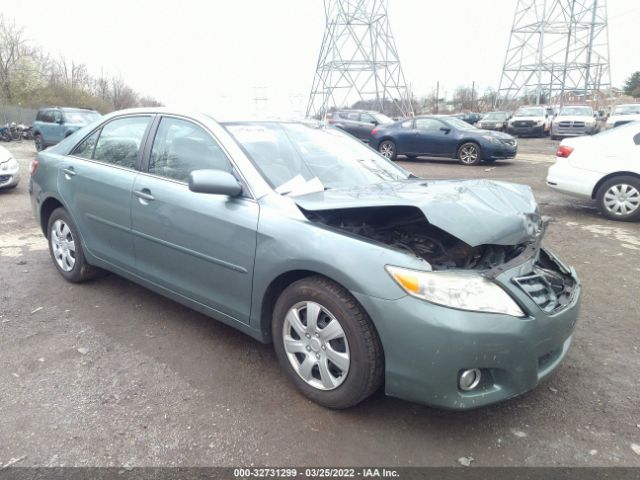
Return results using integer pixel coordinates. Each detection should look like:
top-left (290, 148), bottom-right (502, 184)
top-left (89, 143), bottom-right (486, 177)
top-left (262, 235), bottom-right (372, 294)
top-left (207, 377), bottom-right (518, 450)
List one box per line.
top-left (0, 165), bottom-right (20, 189)
top-left (507, 125), bottom-right (545, 136)
top-left (551, 125), bottom-right (596, 137)
top-left (484, 142), bottom-right (517, 160)
top-left (354, 250), bottom-right (580, 410)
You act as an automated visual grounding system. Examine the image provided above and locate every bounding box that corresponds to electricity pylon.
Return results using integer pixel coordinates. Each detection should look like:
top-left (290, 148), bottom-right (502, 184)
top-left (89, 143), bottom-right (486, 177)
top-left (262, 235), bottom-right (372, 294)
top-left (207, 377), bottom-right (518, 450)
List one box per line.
top-left (306, 0), bottom-right (414, 119)
top-left (496, 0), bottom-right (611, 108)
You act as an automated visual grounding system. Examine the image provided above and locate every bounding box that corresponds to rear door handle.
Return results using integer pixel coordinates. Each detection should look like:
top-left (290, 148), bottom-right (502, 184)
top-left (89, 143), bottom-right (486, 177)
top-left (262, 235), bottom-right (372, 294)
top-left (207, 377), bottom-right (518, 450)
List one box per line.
top-left (62, 167), bottom-right (76, 178)
top-left (134, 188), bottom-right (155, 203)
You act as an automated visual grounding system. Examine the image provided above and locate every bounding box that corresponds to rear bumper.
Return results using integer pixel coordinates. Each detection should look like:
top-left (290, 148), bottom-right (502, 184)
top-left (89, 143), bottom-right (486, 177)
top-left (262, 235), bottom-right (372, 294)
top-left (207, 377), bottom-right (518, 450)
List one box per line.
top-left (546, 158), bottom-right (600, 198)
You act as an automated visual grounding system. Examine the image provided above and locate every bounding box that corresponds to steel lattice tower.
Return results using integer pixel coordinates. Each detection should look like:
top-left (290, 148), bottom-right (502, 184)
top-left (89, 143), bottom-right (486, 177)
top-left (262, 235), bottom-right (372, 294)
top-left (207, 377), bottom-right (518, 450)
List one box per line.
top-left (497, 0), bottom-right (611, 108)
top-left (306, 0), bottom-right (413, 119)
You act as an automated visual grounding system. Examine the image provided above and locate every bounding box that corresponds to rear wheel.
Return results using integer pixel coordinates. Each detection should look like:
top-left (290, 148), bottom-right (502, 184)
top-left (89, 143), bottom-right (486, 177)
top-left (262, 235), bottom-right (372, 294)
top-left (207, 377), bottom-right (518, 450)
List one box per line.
top-left (378, 140), bottom-right (397, 161)
top-left (272, 276), bottom-right (384, 409)
top-left (457, 142), bottom-right (481, 166)
top-left (596, 176), bottom-right (640, 222)
top-left (47, 208), bottom-right (100, 282)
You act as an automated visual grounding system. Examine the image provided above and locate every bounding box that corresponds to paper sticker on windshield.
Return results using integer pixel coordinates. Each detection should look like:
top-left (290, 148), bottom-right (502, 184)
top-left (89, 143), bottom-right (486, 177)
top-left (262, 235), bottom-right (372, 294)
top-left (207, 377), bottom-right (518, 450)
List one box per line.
top-left (226, 125), bottom-right (277, 144)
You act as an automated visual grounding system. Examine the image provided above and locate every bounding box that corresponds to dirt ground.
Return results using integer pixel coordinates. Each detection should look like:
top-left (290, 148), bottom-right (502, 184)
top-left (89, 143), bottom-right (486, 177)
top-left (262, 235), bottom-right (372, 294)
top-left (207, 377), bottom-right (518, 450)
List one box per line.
top-left (1, 138), bottom-right (639, 468)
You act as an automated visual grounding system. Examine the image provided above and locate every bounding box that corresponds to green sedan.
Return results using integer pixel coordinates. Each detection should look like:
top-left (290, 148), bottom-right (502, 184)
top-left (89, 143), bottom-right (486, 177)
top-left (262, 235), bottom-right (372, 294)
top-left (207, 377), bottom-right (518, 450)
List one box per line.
top-left (29, 108), bottom-right (581, 409)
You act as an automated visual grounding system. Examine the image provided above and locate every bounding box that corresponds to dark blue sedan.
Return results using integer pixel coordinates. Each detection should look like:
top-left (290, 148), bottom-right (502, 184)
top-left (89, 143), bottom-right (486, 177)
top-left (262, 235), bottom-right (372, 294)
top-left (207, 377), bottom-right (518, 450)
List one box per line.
top-left (369, 115), bottom-right (518, 166)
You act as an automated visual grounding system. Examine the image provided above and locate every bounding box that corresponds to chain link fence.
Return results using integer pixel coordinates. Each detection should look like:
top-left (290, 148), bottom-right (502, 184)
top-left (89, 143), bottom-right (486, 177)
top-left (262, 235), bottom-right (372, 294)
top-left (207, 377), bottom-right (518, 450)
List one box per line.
top-left (0, 104), bottom-right (38, 124)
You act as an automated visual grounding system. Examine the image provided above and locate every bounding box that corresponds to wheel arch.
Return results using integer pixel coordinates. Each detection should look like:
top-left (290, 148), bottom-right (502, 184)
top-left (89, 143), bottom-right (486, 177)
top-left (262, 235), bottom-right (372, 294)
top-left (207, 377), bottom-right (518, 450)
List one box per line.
top-left (258, 269), bottom-right (380, 346)
top-left (591, 171), bottom-right (640, 199)
top-left (39, 195), bottom-right (66, 238)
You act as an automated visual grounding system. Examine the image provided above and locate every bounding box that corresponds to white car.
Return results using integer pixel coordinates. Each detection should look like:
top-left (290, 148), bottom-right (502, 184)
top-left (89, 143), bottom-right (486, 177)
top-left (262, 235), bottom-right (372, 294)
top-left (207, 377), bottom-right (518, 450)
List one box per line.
top-left (546, 121), bottom-right (640, 221)
top-left (605, 104), bottom-right (640, 130)
top-left (550, 105), bottom-right (598, 139)
top-left (0, 145), bottom-right (20, 190)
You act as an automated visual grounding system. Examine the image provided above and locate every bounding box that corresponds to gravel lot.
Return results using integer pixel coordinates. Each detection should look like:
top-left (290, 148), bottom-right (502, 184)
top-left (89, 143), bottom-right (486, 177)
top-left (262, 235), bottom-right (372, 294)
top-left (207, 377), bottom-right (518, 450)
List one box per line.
top-left (1, 138), bottom-right (639, 468)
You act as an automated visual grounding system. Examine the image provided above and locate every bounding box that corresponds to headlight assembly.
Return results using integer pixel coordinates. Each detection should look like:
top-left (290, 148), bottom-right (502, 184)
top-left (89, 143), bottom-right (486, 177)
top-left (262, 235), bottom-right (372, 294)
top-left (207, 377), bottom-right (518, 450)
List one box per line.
top-left (0, 157), bottom-right (18, 171)
top-left (386, 266), bottom-right (526, 317)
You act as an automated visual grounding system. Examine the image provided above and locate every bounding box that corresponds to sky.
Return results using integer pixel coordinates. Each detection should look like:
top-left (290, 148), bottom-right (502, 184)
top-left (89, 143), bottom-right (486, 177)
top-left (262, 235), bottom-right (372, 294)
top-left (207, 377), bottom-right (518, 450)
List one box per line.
top-left (2, 0), bottom-right (639, 116)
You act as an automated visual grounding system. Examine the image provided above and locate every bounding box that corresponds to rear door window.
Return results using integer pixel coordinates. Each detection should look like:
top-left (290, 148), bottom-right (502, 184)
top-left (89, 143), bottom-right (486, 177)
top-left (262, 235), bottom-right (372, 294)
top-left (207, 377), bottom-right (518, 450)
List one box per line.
top-left (92, 116), bottom-right (151, 169)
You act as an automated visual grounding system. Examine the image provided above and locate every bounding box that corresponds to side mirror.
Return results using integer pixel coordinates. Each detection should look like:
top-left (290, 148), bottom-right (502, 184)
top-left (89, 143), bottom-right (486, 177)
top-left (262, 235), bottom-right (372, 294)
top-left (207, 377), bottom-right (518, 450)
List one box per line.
top-left (545, 114), bottom-right (549, 119)
top-left (188, 169), bottom-right (242, 196)
top-left (56, 117), bottom-right (64, 124)
top-left (440, 127), bottom-right (451, 134)
top-left (553, 113), bottom-right (558, 118)
top-left (370, 120), bottom-right (378, 125)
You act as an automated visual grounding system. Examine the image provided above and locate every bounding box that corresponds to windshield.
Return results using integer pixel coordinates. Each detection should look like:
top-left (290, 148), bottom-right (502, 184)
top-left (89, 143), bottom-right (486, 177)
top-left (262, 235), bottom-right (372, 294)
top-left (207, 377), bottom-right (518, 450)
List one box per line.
top-left (559, 106), bottom-right (593, 116)
top-left (612, 105), bottom-right (640, 115)
top-left (443, 117), bottom-right (478, 131)
top-left (64, 111), bottom-right (100, 124)
top-left (482, 112), bottom-right (508, 121)
top-left (225, 122), bottom-right (410, 194)
top-left (514, 107), bottom-right (545, 117)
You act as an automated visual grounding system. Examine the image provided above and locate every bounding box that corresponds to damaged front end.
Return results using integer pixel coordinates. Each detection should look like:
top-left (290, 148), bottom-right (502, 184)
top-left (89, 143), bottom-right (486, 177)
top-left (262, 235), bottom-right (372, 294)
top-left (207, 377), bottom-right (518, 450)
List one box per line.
top-left (302, 205), bottom-right (528, 271)
top-left (302, 204), bottom-right (577, 314)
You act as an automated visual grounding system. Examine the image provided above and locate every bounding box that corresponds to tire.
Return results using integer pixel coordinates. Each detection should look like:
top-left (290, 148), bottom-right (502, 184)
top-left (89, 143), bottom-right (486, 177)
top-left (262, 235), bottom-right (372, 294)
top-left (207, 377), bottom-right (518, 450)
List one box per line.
top-left (47, 208), bottom-right (100, 282)
top-left (596, 176), bottom-right (640, 222)
top-left (378, 140), bottom-right (397, 161)
top-left (457, 142), bottom-right (482, 166)
top-left (272, 276), bottom-right (384, 409)
top-left (34, 134), bottom-right (44, 151)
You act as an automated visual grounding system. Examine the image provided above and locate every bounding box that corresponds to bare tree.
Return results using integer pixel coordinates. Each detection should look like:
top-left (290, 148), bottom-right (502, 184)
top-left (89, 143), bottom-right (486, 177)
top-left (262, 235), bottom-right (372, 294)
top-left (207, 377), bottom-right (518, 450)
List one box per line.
top-left (0, 13), bottom-right (28, 101)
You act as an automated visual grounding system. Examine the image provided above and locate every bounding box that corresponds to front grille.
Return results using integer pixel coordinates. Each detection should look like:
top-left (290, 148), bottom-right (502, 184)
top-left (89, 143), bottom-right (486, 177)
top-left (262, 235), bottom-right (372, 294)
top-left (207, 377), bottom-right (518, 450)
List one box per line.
top-left (558, 121), bottom-right (585, 128)
top-left (513, 250), bottom-right (577, 314)
top-left (514, 121), bottom-right (534, 127)
top-left (513, 274), bottom-right (559, 313)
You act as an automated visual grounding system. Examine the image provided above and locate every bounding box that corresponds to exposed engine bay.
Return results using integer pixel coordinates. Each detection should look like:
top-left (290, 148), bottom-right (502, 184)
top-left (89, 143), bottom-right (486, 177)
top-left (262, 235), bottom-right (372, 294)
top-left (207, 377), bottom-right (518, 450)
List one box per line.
top-left (302, 206), bottom-right (527, 270)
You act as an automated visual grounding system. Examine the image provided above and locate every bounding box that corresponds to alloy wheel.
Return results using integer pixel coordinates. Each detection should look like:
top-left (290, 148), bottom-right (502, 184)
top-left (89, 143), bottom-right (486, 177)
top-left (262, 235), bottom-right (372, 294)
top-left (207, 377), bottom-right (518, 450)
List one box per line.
top-left (50, 219), bottom-right (76, 272)
top-left (282, 301), bottom-right (350, 391)
top-left (459, 145), bottom-right (479, 164)
top-left (379, 142), bottom-right (394, 159)
top-left (603, 184), bottom-right (640, 217)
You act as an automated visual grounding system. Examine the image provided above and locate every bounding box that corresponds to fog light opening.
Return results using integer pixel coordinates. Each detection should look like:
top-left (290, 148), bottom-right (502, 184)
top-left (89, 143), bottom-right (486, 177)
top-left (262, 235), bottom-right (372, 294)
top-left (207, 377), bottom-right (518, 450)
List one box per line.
top-left (459, 368), bottom-right (482, 391)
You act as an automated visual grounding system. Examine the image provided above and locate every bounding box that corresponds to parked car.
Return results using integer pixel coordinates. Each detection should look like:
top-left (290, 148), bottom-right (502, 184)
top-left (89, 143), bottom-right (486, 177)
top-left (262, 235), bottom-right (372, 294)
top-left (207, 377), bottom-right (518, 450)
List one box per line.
top-left (506, 106), bottom-right (553, 137)
top-left (604, 104), bottom-right (640, 130)
top-left (452, 112), bottom-right (482, 125)
top-left (30, 108), bottom-right (580, 410)
top-left (326, 109), bottom-right (393, 142)
top-left (32, 107), bottom-right (101, 151)
top-left (547, 121), bottom-right (640, 221)
top-left (0, 144), bottom-right (20, 189)
top-left (550, 105), bottom-right (598, 139)
top-left (370, 115), bottom-right (518, 165)
top-left (477, 111), bottom-right (512, 132)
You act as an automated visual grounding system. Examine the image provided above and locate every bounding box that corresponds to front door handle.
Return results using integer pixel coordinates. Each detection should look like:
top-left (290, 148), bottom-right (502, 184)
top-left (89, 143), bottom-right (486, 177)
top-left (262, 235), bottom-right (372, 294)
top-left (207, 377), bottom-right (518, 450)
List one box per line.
top-left (62, 167), bottom-right (76, 178)
top-left (134, 188), bottom-right (155, 204)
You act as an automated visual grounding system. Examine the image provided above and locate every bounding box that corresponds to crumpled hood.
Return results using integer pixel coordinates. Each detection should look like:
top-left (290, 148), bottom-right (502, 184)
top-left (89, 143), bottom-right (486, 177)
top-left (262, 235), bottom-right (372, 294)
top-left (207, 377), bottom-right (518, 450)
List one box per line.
top-left (294, 179), bottom-right (541, 247)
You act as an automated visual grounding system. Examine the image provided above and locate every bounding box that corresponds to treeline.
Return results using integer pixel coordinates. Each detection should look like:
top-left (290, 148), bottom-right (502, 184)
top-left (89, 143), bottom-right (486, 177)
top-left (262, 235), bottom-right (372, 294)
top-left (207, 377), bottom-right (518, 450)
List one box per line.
top-left (0, 14), bottom-right (162, 113)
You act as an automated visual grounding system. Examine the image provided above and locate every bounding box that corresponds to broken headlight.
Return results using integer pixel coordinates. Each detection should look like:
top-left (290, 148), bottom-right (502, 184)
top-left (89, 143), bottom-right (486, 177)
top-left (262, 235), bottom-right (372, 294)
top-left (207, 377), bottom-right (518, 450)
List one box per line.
top-left (386, 266), bottom-right (525, 317)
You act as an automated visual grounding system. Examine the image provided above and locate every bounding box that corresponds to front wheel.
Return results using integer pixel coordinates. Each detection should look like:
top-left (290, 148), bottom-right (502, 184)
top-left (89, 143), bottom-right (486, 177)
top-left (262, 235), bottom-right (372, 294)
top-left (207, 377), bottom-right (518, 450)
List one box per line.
top-left (596, 176), bottom-right (640, 222)
top-left (47, 208), bottom-right (100, 282)
top-left (457, 142), bottom-right (482, 166)
top-left (272, 276), bottom-right (384, 409)
top-left (378, 140), bottom-right (397, 161)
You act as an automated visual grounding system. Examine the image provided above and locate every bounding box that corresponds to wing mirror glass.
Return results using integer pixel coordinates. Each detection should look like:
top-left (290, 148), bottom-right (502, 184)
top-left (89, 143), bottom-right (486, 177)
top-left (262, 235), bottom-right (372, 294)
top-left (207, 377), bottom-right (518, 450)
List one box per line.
top-left (188, 169), bottom-right (242, 196)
